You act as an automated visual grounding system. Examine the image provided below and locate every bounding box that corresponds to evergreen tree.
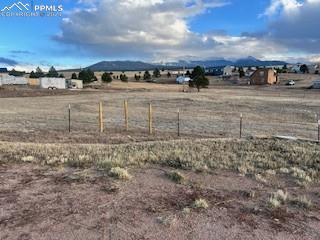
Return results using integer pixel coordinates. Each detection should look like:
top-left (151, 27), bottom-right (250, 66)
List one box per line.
top-left (47, 66), bottom-right (59, 78)
top-left (153, 68), bottom-right (161, 78)
top-left (143, 71), bottom-right (151, 80)
top-left (120, 74), bottom-right (128, 82)
top-left (238, 67), bottom-right (245, 78)
top-left (78, 69), bottom-right (96, 83)
top-left (102, 72), bottom-right (113, 83)
top-left (35, 67), bottom-right (45, 78)
top-left (300, 64), bottom-right (309, 74)
top-left (71, 73), bottom-right (78, 79)
top-left (189, 66), bottom-right (209, 92)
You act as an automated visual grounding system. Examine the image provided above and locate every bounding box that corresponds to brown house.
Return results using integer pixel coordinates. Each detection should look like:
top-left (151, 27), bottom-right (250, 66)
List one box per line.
top-left (250, 68), bottom-right (278, 85)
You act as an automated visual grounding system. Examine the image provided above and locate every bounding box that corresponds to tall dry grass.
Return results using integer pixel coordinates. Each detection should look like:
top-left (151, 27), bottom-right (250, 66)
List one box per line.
top-left (0, 138), bottom-right (319, 183)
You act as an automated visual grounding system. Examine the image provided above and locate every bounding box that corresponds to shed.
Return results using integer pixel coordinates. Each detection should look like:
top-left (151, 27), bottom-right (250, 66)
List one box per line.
top-left (40, 78), bottom-right (66, 89)
top-left (205, 67), bottom-right (223, 76)
top-left (67, 79), bottom-right (83, 89)
top-left (0, 75), bottom-right (27, 85)
top-left (223, 66), bottom-right (234, 76)
top-left (312, 80), bottom-right (320, 89)
top-left (250, 68), bottom-right (278, 85)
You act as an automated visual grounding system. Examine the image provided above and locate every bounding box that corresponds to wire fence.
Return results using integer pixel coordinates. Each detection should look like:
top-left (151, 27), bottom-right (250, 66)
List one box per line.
top-left (0, 98), bottom-right (319, 142)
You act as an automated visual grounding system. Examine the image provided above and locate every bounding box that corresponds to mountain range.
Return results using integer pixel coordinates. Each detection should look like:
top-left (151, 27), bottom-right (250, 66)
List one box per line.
top-left (73, 57), bottom-right (287, 72)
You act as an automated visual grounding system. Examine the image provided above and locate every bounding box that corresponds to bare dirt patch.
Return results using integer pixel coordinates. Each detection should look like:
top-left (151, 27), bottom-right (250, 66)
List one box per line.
top-left (0, 162), bottom-right (319, 240)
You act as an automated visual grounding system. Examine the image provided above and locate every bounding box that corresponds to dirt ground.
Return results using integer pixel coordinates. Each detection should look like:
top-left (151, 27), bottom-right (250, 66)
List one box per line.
top-left (1, 162), bottom-right (319, 240)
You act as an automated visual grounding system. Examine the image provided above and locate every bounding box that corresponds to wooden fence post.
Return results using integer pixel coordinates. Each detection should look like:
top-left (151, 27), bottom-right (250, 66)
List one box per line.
top-left (68, 104), bottom-right (71, 133)
top-left (317, 114), bottom-right (320, 143)
top-left (177, 109), bottom-right (180, 137)
top-left (149, 103), bottom-right (153, 135)
top-left (240, 113), bottom-right (243, 139)
top-left (124, 100), bottom-right (129, 131)
top-left (99, 101), bottom-right (104, 133)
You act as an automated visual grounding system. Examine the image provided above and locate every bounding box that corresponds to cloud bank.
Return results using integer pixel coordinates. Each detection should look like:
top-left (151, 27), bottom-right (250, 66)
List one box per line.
top-left (53, 0), bottom-right (320, 62)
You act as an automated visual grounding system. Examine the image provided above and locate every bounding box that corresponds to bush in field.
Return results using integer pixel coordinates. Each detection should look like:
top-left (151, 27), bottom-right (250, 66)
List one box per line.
top-left (166, 170), bottom-right (185, 184)
top-left (102, 72), bottom-right (113, 83)
top-left (134, 74), bottom-right (141, 81)
top-left (109, 167), bottom-right (131, 180)
top-left (71, 73), bottom-right (78, 79)
top-left (78, 69), bottom-right (96, 83)
top-left (193, 199), bottom-right (209, 209)
top-left (290, 195), bottom-right (312, 209)
top-left (144, 71), bottom-right (151, 80)
top-left (153, 68), bottom-right (161, 78)
top-left (120, 74), bottom-right (128, 82)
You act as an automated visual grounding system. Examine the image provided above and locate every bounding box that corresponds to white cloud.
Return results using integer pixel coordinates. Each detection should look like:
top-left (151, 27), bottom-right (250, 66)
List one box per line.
top-left (53, 0), bottom-right (320, 62)
top-left (262, 0), bottom-right (320, 55)
top-left (261, 0), bottom-right (302, 17)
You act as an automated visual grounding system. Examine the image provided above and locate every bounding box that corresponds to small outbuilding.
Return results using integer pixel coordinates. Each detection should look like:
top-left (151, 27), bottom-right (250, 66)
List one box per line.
top-left (0, 75), bottom-right (27, 85)
top-left (40, 78), bottom-right (66, 89)
top-left (66, 79), bottom-right (83, 89)
top-left (223, 66), bottom-right (234, 76)
top-left (250, 68), bottom-right (278, 85)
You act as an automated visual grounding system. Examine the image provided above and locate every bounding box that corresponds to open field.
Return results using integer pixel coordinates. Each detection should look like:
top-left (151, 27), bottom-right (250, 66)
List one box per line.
top-left (1, 77), bottom-right (320, 239)
top-left (0, 138), bottom-right (320, 239)
top-left (0, 78), bottom-right (320, 142)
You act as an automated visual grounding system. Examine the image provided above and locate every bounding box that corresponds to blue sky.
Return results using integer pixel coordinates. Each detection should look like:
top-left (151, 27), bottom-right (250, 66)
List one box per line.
top-left (0, 0), bottom-right (320, 70)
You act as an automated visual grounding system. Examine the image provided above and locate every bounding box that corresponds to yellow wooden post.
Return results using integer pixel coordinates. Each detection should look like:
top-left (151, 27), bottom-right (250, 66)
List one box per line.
top-left (99, 101), bottom-right (104, 133)
top-left (124, 100), bottom-right (129, 131)
top-left (149, 103), bottom-right (153, 135)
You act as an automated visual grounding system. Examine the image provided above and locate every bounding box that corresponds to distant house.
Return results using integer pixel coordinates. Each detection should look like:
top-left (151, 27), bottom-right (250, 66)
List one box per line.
top-left (223, 66), bottom-right (234, 76)
top-left (205, 67), bottom-right (224, 76)
top-left (289, 64), bottom-right (302, 73)
top-left (0, 68), bottom-right (8, 78)
top-left (308, 64), bottom-right (319, 74)
top-left (250, 68), bottom-right (278, 85)
top-left (67, 79), bottom-right (83, 89)
top-left (0, 68), bottom-right (8, 73)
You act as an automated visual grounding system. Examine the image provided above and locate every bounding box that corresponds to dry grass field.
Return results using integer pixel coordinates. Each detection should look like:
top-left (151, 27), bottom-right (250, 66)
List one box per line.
top-left (0, 139), bottom-right (320, 239)
top-left (0, 75), bottom-right (320, 239)
top-left (1, 75), bottom-right (320, 141)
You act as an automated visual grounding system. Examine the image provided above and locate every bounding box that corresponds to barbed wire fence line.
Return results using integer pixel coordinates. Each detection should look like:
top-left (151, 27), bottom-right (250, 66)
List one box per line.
top-left (0, 98), bottom-right (319, 142)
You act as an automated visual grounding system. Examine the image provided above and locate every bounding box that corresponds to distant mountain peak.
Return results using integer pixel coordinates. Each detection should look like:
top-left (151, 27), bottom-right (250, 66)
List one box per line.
top-left (83, 57), bottom-right (287, 71)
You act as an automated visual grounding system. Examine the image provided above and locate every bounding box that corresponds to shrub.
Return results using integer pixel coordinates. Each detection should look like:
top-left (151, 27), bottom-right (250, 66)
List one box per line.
top-left (109, 167), bottom-right (131, 180)
top-left (101, 72), bottom-right (113, 83)
top-left (193, 198), bottom-right (209, 209)
top-left (268, 190), bottom-right (288, 208)
top-left (166, 170), bottom-right (185, 184)
top-left (290, 196), bottom-right (312, 209)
